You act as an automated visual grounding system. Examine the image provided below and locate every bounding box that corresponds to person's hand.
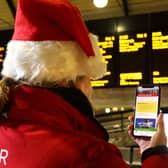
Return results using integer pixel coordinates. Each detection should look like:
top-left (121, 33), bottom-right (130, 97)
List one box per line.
top-left (150, 113), bottom-right (167, 147)
top-left (128, 113), bottom-right (167, 154)
top-left (128, 116), bottom-right (151, 154)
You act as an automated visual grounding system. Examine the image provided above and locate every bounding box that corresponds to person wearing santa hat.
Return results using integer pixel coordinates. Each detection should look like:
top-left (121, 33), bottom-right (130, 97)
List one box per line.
top-left (0, 0), bottom-right (167, 167)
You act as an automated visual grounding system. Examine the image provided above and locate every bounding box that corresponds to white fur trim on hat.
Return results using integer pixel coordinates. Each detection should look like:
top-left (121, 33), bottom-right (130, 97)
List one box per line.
top-left (2, 34), bottom-right (106, 84)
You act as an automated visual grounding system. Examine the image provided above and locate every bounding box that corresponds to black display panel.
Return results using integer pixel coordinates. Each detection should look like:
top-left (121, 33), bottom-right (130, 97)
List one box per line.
top-left (119, 32), bottom-right (148, 86)
top-left (152, 31), bottom-right (168, 84)
top-left (92, 32), bottom-right (149, 87)
top-left (0, 44), bottom-right (6, 71)
top-left (0, 45), bottom-right (5, 63)
top-left (0, 30), bottom-right (13, 71)
top-left (91, 35), bottom-right (118, 87)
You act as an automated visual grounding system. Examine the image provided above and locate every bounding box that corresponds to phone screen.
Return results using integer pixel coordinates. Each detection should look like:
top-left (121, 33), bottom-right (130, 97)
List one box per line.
top-left (133, 85), bottom-right (160, 137)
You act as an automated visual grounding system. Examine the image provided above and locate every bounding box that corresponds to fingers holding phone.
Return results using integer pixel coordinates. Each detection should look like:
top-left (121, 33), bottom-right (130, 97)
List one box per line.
top-left (151, 113), bottom-right (167, 147)
top-left (128, 113), bottom-right (167, 154)
top-left (128, 85), bottom-right (168, 153)
top-left (128, 115), bottom-right (152, 154)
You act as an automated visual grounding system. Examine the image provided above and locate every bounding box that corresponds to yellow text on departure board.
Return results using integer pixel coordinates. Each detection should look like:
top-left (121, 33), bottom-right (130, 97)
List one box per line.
top-left (91, 80), bottom-right (109, 87)
top-left (0, 46), bottom-right (5, 62)
top-left (98, 36), bottom-right (115, 63)
top-left (153, 71), bottom-right (168, 84)
top-left (98, 36), bottom-right (114, 75)
top-left (119, 33), bottom-right (147, 52)
top-left (98, 36), bottom-right (115, 76)
top-left (91, 36), bottom-right (115, 87)
top-left (120, 72), bottom-right (142, 86)
top-left (152, 32), bottom-right (168, 50)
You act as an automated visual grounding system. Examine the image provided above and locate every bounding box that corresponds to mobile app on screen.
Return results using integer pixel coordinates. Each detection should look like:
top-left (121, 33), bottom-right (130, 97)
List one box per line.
top-left (133, 85), bottom-right (160, 137)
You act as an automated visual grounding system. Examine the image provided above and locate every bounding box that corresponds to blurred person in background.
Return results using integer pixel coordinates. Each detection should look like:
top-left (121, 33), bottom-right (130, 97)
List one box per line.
top-left (0, 0), bottom-right (167, 167)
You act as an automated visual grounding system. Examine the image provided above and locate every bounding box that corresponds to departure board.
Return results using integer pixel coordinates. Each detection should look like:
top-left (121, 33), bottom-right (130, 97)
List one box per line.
top-left (119, 33), bottom-right (148, 86)
top-left (91, 31), bottom-right (168, 88)
top-left (0, 45), bottom-right (5, 63)
top-left (91, 35), bottom-right (117, 87)
top-left (0, 29), bottom-right (13, 70)
top-left (0, 44), bottom-right (6, 70)
top-left (152, 31), bottom-right (168, 84)
top-left (91, 32), bottom-right (149, 88)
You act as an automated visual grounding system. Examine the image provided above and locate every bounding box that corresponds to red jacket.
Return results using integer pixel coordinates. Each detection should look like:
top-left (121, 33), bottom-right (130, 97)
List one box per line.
top-left (0, 86), bottom-right (167, 168)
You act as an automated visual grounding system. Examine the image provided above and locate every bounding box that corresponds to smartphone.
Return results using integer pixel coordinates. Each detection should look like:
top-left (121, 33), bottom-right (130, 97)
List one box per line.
top-left (133, 85), bottom-right (160, 137)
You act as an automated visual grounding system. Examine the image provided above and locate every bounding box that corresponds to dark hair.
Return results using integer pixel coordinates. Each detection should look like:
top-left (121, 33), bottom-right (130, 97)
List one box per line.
top-left (0, 78), bottom-right (17, 114)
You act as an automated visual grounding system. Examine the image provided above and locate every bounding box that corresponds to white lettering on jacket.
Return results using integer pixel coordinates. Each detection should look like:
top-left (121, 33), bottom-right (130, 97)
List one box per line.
top-left (0, 149), bottom-right (8, 166)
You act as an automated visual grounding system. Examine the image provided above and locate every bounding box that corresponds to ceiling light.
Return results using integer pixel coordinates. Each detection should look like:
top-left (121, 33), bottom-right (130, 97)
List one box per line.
top-left (105, 107), bottom-right (111, 113)
top-left (93, 0), bottom-right (108, 8)
top-left (117, 25), bottom-right (125, 32)
top-left (112, 107), bottom-right (118, 111)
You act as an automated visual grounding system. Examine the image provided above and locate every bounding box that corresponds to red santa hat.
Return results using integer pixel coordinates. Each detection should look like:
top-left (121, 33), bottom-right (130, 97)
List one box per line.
top-left (2, 0), bottom-right (106, 84)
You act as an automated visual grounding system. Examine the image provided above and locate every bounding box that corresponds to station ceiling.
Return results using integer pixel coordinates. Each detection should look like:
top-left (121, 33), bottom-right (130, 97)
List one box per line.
top-left (1, 0), bottom-right (168, 30)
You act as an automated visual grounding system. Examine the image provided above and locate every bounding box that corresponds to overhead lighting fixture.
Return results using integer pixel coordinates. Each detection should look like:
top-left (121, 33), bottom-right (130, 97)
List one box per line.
top-left (120, 107), bottom-right (125, 111)
top-left (93, 0), bottom-right (108, 8)
top-left (112, 107), bottom-right (118, 112)
top-left (105, 107), bottom-right (111, 113)
top-left (117, 25), bottom-right (125, 33)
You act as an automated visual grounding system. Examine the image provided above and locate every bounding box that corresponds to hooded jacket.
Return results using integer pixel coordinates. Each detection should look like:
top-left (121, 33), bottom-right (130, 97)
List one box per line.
top-left (0, 85), bottom-right (167, 168)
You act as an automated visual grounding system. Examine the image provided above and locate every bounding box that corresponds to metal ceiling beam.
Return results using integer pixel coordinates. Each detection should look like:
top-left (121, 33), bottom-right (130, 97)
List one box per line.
top-left (122, 0), bottom-right (129, 16)
top-left (6, 0), bottom-right (16, 18)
